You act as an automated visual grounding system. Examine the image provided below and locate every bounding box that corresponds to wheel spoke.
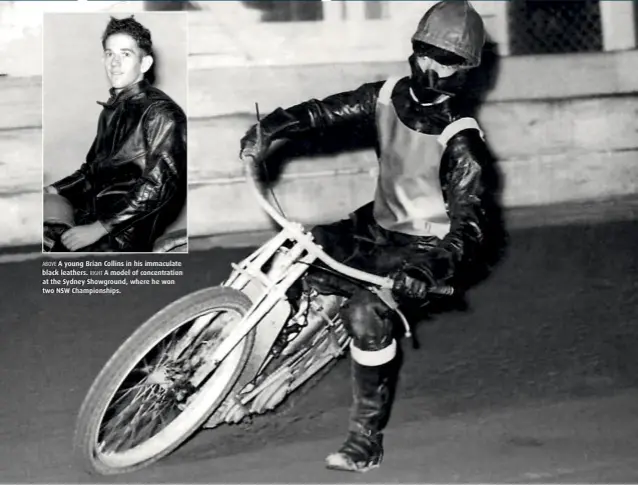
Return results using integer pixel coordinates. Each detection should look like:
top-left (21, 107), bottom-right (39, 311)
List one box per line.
top-left (82, 288), bottom-right (255, 473)
top-left (109, 382), bottom-right (146, 409)
top-left (103, 386), bottom-right (171, 452)
top-left (100, 338), bottom-right (199, 452)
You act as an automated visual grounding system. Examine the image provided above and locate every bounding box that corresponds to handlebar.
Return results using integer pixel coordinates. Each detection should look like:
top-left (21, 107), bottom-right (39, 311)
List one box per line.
top-left (244, 158), bottom-right (395, 290)
top-left (244, 153), bottom-right (457, 340)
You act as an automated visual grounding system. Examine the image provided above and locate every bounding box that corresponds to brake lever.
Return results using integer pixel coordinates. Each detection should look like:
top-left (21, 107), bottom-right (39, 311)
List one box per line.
top-left (369, 282), bottom-right (454, 349)
top-left (368, 286), bottom-right (414, 342)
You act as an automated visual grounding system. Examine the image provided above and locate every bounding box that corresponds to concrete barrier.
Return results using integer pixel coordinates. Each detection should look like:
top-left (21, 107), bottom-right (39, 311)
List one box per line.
top-left (184, 89), bottom-right (638, 237)
top-left (2, 49), bottom-right (638, 247)
top-left (188, 50), bottom-right (638, 118)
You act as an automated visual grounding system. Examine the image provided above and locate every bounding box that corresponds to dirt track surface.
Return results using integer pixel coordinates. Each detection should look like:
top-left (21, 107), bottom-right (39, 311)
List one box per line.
top-left (2, 218), bottom-right (638, 482)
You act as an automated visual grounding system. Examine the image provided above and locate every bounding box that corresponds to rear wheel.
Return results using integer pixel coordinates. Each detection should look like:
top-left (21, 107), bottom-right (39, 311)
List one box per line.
top-left (73, 286), bottom-right (255, 475)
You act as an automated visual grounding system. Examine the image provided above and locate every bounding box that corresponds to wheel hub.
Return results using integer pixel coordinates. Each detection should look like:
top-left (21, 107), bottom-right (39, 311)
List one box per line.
top-left (147, 367), bottom-right (170, 388)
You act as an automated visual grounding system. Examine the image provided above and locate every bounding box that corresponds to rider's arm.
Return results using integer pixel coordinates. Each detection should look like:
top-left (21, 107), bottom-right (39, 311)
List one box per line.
top-left (399, 124), bottom-right (491, 290)
top-left (428, 126), bottom-right (491, 284)
top-left (249, 81), bottom-right (384, 144)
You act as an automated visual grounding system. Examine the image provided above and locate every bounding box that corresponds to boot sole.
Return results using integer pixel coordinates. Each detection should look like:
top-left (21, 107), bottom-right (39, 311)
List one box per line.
top-left (325, 462), bottom-right (380, 473)
top-left (325, 453), bottom-right (382, 473)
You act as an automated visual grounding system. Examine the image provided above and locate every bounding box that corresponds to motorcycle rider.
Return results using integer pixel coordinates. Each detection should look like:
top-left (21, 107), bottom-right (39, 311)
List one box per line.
top-left (240, 0), bottom-right (491, 473)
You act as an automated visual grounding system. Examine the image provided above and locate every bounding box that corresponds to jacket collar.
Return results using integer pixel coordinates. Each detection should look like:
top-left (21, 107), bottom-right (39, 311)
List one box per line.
top-left (97, 79), bottom-right (149, 109)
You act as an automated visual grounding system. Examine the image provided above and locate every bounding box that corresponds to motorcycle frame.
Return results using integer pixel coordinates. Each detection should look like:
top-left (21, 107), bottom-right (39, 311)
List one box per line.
top-left (195, 222), bottom-right (350, 426)
top-left (187, 223), bottom-right (313, 386)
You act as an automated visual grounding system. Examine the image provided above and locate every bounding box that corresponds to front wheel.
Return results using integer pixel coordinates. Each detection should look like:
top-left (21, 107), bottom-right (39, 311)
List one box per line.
top-left (73, 286), bottom-right (255, 475)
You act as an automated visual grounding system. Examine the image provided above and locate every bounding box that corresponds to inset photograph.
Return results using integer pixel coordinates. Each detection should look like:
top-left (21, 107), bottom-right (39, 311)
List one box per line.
top-left (42, 11), bottom-right (188, 253)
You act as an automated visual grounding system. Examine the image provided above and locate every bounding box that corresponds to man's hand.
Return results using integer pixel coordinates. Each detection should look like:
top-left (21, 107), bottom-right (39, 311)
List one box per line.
top-left (239, 123), bottom-right (269, 162)
top-left (61, 222), bottom-right (108, 252)
top-left (391, 267), bottom-right (435, 301)
top-left (44, 185), bottom-right (58, 195)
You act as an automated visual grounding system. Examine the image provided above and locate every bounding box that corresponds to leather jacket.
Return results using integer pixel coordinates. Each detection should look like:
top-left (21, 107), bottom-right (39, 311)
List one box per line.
top-left (246, 77), bottom-right (493, 285)
top-left (51, 80), bottom-right (187, 252)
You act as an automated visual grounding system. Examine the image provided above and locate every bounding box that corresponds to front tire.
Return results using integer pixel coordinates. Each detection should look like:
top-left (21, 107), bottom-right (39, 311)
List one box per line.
top-left (73, 286), bottom-right (255, 475)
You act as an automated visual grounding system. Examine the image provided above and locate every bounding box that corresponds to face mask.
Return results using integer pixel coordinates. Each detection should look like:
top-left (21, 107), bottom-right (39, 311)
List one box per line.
top-left (408, 54), bottom-right (468, 102)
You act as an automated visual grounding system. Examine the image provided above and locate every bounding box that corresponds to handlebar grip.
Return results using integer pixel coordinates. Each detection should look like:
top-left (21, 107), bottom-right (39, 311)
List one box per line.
top-left (429, 285), bottom-right (455, 296)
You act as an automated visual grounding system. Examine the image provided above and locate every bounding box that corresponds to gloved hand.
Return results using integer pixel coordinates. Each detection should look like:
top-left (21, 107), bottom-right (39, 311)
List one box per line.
top-left (390, 266), bottom-right (436, 301)
top-left (239, 123), bottom-right (270, 162)
top-left (239, 106), bottom-right (306, 162)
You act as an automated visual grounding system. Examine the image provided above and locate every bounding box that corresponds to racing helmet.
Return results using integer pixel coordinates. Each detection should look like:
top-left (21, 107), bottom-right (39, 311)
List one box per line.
top-left (412, 0), bottom-right (486, 68)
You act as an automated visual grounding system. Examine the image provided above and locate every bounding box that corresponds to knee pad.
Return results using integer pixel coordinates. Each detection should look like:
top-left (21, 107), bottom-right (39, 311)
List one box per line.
top-left (342, 291), bottom-right (394, 352)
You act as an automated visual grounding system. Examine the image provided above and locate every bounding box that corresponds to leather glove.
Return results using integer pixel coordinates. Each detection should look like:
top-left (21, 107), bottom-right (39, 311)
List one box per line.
top-left (239, 123), bottom-right (270, 162)
top-left (239, 106), bottom-right (308, 162)
top-left (391, 266), bottom-right (436, 301)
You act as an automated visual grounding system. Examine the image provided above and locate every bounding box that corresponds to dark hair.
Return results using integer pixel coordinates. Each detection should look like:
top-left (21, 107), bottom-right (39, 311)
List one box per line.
top-left (101, 16), bottom-right (153, 57)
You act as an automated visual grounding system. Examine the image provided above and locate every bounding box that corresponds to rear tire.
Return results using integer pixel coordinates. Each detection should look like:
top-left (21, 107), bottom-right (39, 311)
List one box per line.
top-left (73, 286), bottom-right (255, 475)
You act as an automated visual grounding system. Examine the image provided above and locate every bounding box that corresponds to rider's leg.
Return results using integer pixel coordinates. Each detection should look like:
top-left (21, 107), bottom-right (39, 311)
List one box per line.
top-left (296, 202), bottom-right (382, 298)
top-left (325, 290), bottom-right (398, 473)
top-left (285, 214), bottom-right (366, 314)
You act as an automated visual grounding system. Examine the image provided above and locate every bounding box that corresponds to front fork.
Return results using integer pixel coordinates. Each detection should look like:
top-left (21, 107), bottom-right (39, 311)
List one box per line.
top-left (189, 240), bottom-right (312, 389)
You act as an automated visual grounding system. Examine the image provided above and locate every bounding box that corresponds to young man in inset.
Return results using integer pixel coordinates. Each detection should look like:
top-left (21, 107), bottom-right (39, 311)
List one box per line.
top-left (240, 0), bottom-right (496, 473)
top-left (44, 16), bottom-right (186, 252)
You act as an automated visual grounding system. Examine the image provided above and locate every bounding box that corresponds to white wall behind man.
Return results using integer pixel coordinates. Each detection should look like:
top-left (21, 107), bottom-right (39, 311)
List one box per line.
top-left (1, 1), bottom-right (150, 76)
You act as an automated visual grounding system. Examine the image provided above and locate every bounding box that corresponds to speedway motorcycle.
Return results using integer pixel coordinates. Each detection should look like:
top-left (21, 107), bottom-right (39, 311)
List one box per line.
top-left (72, 148), bottom-right (452, 475)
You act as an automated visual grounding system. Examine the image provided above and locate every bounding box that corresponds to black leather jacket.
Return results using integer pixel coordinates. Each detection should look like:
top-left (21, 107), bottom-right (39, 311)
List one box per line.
top-left (51, 80), bottom-right (187, 252)
top-left (249, 77), bottom-right (493, 285)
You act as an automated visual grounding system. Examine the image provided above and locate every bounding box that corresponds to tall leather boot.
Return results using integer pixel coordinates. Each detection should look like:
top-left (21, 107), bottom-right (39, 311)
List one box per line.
top-left (325, 340), bottom-right (397, 472)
